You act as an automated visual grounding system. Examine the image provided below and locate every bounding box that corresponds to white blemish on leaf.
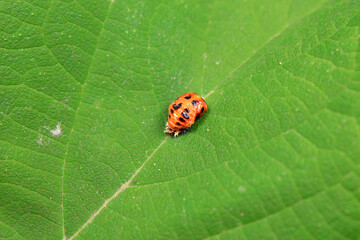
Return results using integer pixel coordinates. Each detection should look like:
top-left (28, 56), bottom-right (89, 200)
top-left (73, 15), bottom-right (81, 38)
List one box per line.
top-left (37, 136), bottom-right (43, 145)
top-left (50, 123), bottom-right (62, 137)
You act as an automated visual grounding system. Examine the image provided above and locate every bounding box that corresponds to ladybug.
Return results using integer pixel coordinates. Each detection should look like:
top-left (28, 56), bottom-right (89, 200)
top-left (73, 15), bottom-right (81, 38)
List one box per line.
top-left (165, 92), bottom-right (207, 137)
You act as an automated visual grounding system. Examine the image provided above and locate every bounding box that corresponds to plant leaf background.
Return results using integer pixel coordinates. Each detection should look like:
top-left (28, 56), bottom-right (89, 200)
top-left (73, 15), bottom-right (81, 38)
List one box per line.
top-left (1, 0), bottom-right (359, 239)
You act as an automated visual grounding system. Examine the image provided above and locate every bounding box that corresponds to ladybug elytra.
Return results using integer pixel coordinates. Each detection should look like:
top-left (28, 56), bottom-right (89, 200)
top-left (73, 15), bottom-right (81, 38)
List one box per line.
top-left (164, 92), bottom-right (207, 137)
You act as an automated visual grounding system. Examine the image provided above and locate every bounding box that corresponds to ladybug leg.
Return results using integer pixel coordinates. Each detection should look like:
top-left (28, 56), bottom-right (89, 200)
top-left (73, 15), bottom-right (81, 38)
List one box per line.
top-left (164, 122), bottom-right (186, 137)
top-left (164, 122), bottom-right (172, 133)
top-left (164, 122), bottom-right (178, 136)
top-left (180, 128), bottom-right (189, 134)
top-left (164, 129), bottom-right (173, 134)
top-left (173, 128), bottom-right (189, 137)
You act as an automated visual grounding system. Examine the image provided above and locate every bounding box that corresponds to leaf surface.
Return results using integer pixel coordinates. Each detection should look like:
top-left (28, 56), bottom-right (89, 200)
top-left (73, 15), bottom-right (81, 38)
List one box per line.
top-left (1, 0), bottom-right (359, 239)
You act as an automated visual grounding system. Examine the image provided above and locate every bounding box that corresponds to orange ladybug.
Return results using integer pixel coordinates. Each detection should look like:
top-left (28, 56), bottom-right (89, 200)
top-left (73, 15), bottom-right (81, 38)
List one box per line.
top-left (165, 92), bottom-right (207, 137)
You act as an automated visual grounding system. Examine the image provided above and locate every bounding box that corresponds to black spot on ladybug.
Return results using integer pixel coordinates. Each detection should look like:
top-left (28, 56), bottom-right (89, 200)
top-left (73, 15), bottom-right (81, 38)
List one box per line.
top-left (171, 109), bottom-right (174, 113)
top-left (168, 115), bottom-right (171, 118)
top-left (192, 100), bottom-right (198, 107)
top-left (185, 95), bottom-right (191, 99)
top-left (179, 117), bottom-right (186, 122)
top-left (201, 106), bottom-right (204, 113)
top-left (196, 114), bottom-right (200, 120)
top-left (173, 103), bottom-right (182, 110)
top-left (182, 111), bottom-right (189, 119)
top-left (176, 122), bottom-right (181, 126)
top-left (184, 108), bottom-right (189, 113)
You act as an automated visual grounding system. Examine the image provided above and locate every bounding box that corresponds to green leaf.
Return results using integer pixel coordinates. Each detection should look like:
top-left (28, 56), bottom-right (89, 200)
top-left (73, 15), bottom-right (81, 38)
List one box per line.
top-left (1, 0), bottom-right (359, 239)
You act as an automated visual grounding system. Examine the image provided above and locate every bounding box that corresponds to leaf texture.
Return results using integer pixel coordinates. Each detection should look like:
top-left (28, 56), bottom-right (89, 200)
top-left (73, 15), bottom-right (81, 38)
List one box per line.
top-left (0, 0), bottom-right (359, 239)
